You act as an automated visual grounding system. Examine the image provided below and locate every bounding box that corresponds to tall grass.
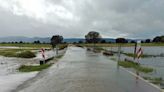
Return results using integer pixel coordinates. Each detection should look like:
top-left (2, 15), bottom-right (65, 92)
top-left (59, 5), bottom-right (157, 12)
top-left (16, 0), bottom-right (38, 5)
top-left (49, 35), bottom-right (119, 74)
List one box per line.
top-left (123, 53), bottom-right (153, 58)
top-left (118, 61), bottom-right (153, 73)
top-left (143, 77), bottom-right (163, 84)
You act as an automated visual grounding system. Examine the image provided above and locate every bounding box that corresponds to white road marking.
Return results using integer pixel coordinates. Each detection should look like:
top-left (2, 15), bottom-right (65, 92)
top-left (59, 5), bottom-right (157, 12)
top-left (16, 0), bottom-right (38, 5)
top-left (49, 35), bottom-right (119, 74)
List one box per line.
top-left (120, 67), bottom-right (164, 92)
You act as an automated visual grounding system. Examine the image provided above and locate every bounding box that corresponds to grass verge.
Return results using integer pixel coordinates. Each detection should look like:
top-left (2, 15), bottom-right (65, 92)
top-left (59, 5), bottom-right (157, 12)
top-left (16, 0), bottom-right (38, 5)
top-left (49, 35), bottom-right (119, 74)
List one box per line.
top-left (143, 77), bottom-right (163, 85)
top-left (123, 53), bottom-right (153, 58)
top-left (118, 61), bottom-right (153, 73)
top-left (56, 55), bottom-right (64, 59)
top-left (18, 64), bottom-right (52, 72)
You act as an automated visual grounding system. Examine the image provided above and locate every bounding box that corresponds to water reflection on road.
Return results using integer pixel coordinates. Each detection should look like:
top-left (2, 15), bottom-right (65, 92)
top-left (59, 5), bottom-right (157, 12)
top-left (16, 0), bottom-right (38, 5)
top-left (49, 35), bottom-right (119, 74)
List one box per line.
top-left (17, 47), bottom-right (161, 92)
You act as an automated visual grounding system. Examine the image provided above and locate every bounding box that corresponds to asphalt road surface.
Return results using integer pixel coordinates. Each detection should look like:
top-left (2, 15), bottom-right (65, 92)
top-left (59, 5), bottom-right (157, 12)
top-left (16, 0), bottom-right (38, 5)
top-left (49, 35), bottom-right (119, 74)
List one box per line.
top-left (15, 47), bottom-right (162, 92)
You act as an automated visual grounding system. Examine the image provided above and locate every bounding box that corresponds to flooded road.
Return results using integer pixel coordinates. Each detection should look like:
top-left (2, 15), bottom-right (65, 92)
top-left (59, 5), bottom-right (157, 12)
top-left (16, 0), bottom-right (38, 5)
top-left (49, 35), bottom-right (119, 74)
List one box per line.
top-left (16, 47), bottom-right (162, 92)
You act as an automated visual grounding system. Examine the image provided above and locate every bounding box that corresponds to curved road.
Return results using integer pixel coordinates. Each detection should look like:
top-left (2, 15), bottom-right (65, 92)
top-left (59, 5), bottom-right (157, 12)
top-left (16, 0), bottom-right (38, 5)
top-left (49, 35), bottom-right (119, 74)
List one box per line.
top-left (15, 47), bottom-right (162, 92)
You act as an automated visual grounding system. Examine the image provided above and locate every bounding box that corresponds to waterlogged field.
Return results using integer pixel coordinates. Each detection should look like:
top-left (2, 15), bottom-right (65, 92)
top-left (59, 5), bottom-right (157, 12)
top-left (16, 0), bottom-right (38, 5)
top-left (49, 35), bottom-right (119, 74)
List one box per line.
top-left (104, 46), bottom-right (164, 88)
top-left (0, 43), bottom-right (163, 91)
top-left (107, 46), bottom-right (164, 55)
top-left (0, 44), bottom-right (67, 92)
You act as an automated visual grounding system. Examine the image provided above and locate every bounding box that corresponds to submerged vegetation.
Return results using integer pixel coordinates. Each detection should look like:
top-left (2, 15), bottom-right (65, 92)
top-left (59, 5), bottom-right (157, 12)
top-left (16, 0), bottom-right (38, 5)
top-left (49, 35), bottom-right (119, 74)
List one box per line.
top-left (118, 61), bottom-right (153, 73)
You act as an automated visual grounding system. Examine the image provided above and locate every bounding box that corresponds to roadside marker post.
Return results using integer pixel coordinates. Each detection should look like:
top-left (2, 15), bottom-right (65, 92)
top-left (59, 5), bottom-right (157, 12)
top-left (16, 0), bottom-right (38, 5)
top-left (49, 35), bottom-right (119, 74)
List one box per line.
top-left (41, 48), bottom-right (45, 64)
top-left (136, 41), bottom-right (143, 64)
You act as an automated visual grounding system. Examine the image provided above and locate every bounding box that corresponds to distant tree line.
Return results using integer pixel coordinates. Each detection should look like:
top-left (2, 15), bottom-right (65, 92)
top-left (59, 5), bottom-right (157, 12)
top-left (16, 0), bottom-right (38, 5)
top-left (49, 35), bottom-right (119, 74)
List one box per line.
top-left (0, 34), bottom-right (163, 44)
top-left (152, 36), bottom-right (164, 43)
top-left (64, 35), bottom-right (164, 44)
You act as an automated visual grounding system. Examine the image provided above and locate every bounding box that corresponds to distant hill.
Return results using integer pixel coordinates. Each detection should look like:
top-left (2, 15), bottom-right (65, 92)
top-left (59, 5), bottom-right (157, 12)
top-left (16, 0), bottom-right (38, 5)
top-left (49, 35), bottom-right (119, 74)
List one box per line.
top-left (0, 36), bottom-right (145, 43)
top-left (0, 36), bottom-right (117, 43)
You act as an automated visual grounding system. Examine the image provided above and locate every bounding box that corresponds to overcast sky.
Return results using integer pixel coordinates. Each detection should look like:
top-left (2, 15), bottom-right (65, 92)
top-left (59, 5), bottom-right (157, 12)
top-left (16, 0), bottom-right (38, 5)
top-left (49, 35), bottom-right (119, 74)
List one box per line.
top-left (0, 0), bottom-right (163, 38)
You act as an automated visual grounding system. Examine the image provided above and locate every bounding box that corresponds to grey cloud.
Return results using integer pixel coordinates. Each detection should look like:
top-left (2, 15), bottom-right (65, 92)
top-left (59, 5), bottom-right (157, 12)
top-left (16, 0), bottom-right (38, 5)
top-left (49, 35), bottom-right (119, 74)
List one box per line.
top-left (0, 0), bottom-right (163, 38)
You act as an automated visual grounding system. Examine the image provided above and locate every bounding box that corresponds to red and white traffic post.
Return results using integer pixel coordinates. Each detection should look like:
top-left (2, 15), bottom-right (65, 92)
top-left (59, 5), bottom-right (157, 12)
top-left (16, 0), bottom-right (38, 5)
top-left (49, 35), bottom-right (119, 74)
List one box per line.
top-left (41, 48), bottom-right (45, 64)
top-left (136, 41), bottom-right (143, 63)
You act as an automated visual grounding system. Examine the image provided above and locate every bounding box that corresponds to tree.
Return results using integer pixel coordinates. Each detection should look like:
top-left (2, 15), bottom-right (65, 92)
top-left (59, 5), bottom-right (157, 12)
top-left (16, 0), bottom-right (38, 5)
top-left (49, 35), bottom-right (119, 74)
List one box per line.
top-left (141, 40), bottom-right (144, 43)
top-left (130, 40), bottom-right (136, 43)
top-left (51, 35), bottom-right (63, 55)
top-left (85, 31), bottom-right (101, 48)
top-left (101, 39), bottom-right (106, 43)
top-left (19, 41), bottom-right (23, 44)
top-left (34, 40), bottom-right (40, 44)
top-left (78, 40), bottom-right (83, 44)
top-left (116, 38), bottom-right (127, 43)
top-left (115, 38), bottom-right (128, 61)
top-left (145, 39), bottom-right (151, 43)
top-left (153, 36), bottom-right (164, 43)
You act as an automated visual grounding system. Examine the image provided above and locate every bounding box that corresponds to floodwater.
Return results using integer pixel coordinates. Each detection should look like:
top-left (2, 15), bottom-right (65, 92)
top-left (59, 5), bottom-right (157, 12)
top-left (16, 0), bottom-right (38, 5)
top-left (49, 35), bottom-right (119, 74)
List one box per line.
top-left (0, 49), bottom-right (65, 92)
top-left (106, 46), bottom-right (164, 55)
top-left (15, 47), bottom-right (161, 92)
top-left (105, 46), bottom-right (164, 88)
top-left (0, 56), bottom-right (38, 92)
